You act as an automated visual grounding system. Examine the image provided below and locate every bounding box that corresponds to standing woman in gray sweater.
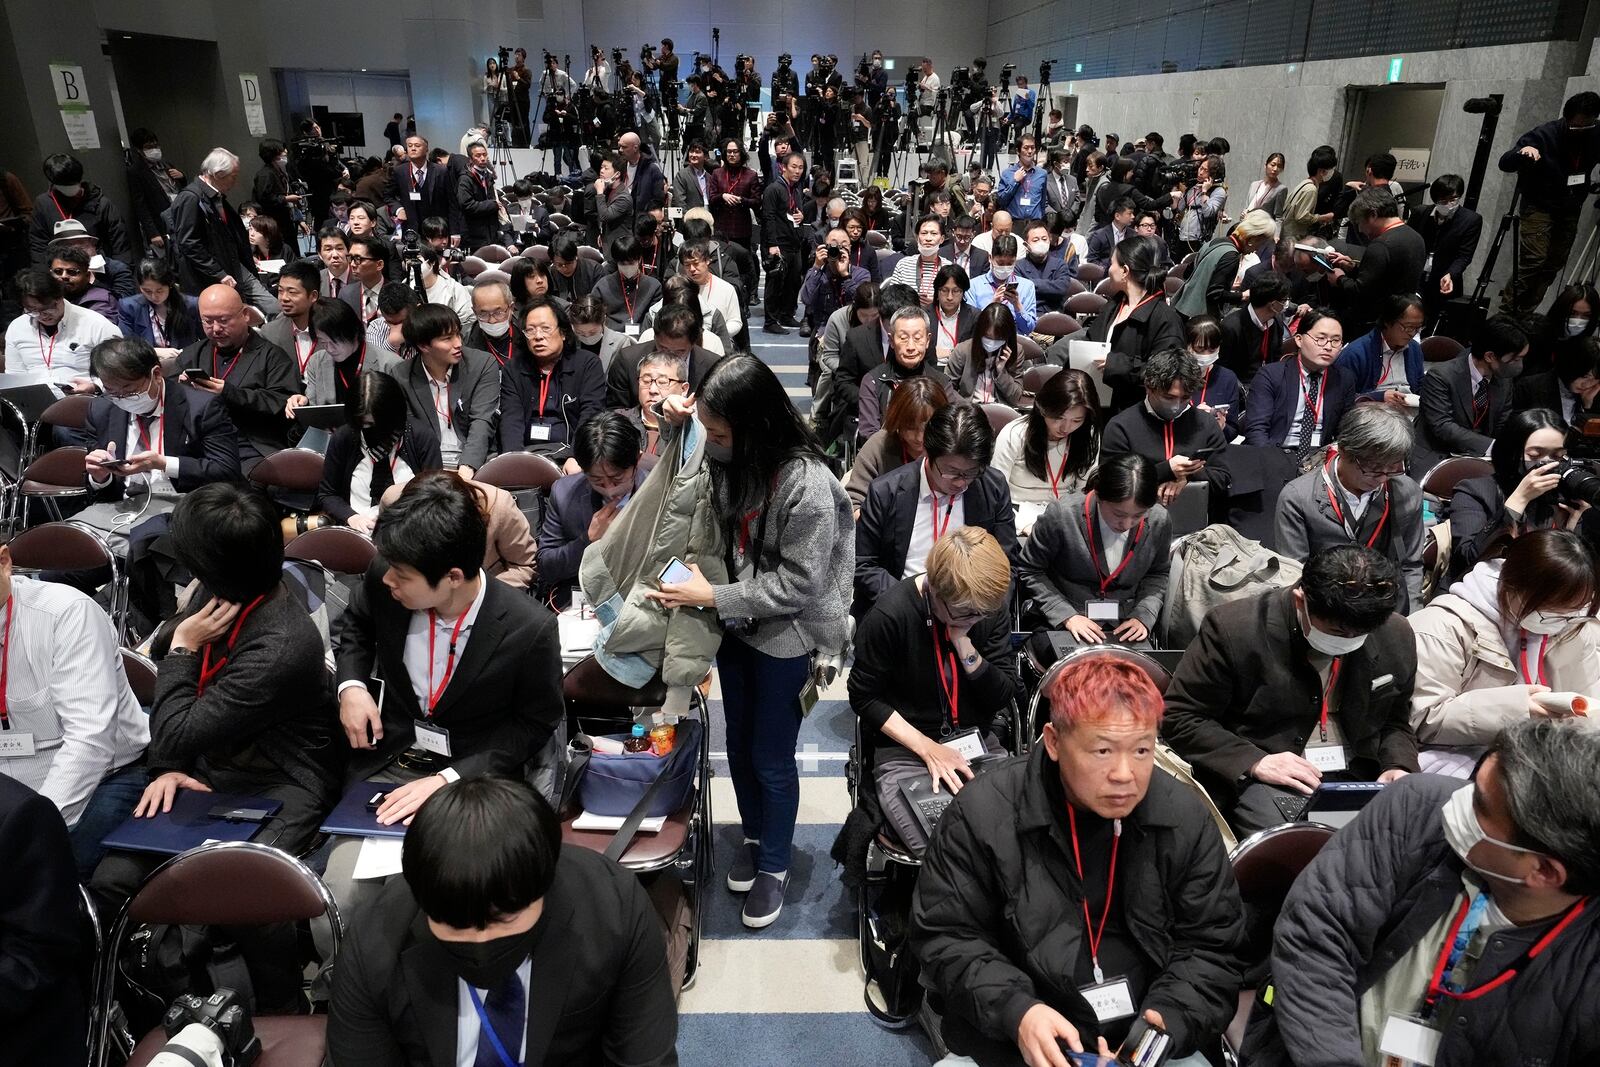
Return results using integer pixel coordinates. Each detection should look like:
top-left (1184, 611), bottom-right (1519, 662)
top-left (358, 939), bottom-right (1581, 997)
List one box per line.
top-left (650, 355), bottom-right (854, 929)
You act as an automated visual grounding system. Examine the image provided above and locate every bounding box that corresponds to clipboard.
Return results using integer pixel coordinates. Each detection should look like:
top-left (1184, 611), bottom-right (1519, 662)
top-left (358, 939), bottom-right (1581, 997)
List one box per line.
top-left (101, 790), bottom-right (283, 855)
top-left (1067, 340), bottom-right (1113, 406)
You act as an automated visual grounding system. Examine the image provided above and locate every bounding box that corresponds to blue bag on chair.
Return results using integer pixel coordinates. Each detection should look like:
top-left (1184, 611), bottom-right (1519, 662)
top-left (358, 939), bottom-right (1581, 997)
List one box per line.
top-left (577, 718), bottom-right (702, 819)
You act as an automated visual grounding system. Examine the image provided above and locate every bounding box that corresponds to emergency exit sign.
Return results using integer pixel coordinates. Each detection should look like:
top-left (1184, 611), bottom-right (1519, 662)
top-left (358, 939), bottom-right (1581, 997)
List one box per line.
top-left (1388, 56), bottom-right (1403, 82)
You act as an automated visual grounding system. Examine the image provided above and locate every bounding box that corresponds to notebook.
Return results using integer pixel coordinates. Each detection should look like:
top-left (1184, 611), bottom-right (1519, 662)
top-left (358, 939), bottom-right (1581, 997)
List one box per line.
top-left (101, 791), bottom-right (283, 855)
top-left (319, 779), bottom-right (409, 838)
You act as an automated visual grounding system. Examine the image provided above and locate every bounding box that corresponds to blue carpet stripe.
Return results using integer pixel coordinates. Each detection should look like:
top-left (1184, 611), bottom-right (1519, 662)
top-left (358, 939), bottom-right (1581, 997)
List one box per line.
top-left (679, 1012), bottom-right (938, 1066)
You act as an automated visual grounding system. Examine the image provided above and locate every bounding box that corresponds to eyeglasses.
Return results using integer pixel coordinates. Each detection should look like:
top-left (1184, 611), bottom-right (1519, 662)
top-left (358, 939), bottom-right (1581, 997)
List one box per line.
top-left (639, 375), bottom-right (684, 388)
top-left (1354, 461), bottom-right (1408, 478)
top-left (477, 307), bottom-right (511, 323)
top-left (932, 460), bottom-right (983, 483)
top-left (347, 254), bottom-right (373, 264)
top-left (1302, 333), bottom-right (1342, 350)
top-left (523, 325), bottom-right (559, 338)
top-left (99, 378), bottom-right (151, 400)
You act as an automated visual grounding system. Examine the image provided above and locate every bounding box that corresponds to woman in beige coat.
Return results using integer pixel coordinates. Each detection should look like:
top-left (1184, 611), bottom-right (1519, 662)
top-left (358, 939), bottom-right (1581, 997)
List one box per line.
top-left (1409, 529), bottom-right (1599, 773)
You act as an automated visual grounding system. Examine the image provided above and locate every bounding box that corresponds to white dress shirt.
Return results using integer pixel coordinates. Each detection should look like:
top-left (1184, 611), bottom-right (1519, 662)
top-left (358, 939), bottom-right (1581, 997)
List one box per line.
top-left (350, 450), bottom-right (416, 515)
top-left (904, 461), bottom-right (966, 578)
top-left (1284, 362), bottom-right (1326, 448)
top-left (454, 958), bottom-right (531, 1067)
top-left (0, 577), bottom-right (148, 826)
top-left (1376, 345), bottom-right (1412, 390)
top-left (403, 573), bottom-right (488, 721)
top-left (1097, 515), bottom-right (1130, 570)
top-left (428, 371), bottom-right (463, 468)
top-left (699, 275), bottom-right (743, 339)
top-left (3, 302), bottom-right (120, 385)
top-left (1332, 458), bottom-right (1379, 524)
top-left (426, 273), bottom-right (477, 331)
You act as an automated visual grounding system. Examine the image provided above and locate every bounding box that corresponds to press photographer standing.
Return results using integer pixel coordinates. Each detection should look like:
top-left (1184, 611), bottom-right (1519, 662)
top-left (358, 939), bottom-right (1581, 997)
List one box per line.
top-left (762, 152), bottom-right (808, 334)
top-left (1498, 91), bottom-right (1600, 315)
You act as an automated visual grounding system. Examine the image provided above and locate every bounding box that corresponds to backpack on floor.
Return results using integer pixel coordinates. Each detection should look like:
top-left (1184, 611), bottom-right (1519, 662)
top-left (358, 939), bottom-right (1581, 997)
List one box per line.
top-left (1161, 524), bottom-right (1302, 649)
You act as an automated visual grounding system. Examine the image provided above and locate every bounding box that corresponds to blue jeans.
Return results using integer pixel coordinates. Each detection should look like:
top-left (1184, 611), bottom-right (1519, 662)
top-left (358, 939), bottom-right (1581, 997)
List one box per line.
top-left (717, 635), bottom-right (809, 875)
top-left (69, 762), bottom-right (148, 880)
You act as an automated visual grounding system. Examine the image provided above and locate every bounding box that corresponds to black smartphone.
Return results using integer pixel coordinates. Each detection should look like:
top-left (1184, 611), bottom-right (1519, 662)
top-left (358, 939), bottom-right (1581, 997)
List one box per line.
top-left (98, 458), bottom-right (136, 473)
top-left (1192, 445), bottom-right (1223, 459)
top-left (182, 366), bottom-right (212, 381)
top-left (364, 790), bottom-right (391, 811)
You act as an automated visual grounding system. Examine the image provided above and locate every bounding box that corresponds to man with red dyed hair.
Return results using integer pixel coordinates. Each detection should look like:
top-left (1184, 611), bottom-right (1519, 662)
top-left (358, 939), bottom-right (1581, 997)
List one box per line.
top-left (910, 657), bottom-right (1245, 1067)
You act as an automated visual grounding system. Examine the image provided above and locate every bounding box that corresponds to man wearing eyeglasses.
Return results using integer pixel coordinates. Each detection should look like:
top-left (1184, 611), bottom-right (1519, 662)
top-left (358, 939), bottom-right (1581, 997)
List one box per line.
top-left (1275, 405), bottom-right (1426, 614)
top-left (1242, 309), bottom-right (1358, 469)
top-left (1162, 544), bottom-right (1418, 836)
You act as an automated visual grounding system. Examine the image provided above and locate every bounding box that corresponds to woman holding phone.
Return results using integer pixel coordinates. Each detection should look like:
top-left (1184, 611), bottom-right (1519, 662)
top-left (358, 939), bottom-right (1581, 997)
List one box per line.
top-left (646, 356), bottom-right (853, 929)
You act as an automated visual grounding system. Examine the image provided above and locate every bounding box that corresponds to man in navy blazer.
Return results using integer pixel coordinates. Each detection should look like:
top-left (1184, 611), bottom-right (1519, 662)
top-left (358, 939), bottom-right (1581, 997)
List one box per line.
top-left (1243, 339), bottom-right (1358, 455)
top-left (536, 412), bottom-right (648, 607)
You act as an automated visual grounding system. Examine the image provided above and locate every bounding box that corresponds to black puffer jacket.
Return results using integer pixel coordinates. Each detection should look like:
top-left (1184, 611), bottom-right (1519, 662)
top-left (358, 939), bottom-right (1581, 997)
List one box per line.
top-left (1244, 773), bottom-right (1600, 1067)
top-left (909, 747), bottom-right (1245, 1060)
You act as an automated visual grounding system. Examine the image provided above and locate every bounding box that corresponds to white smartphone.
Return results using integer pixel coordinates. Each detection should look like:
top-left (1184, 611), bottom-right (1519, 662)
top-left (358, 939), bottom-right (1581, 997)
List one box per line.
top-left (657, 557), bottom-right (693, 585)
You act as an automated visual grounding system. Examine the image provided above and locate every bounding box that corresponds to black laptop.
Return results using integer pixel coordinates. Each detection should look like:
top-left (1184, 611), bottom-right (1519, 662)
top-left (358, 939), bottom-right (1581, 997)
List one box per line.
top-left (901, 756), bottom-right (1004, 838)
top-left (1273, 781), bottom-right (1385, 828)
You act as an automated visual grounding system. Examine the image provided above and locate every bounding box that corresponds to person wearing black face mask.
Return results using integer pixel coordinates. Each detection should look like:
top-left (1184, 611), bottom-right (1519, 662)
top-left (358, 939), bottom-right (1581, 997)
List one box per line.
top-left (1101, 347), bottom-right (1230, 513)
top-left (328, 776), bottom-right (679, 1067)
top-left (1498, 90), bottom-right (1600, 316)
top-left (317, 371), bottom-right (441, 534)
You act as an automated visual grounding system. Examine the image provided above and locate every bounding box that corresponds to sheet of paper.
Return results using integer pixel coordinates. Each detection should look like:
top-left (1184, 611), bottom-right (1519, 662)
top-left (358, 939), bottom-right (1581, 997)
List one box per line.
top-left (61, 109), bottom-right (100, 150)
top-left (1067, 340), bottom-right (1113, 406)
top-left (558, 611), bottom-right (601, 653)
top-left (352, 836), bottom-right (406, 880)
top-left (571, 811), bottom-right (667, 833)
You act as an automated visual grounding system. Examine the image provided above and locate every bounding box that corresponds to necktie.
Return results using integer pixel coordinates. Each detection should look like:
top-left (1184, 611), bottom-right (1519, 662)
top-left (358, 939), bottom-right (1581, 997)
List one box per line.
top-left (136, 414), bottom-right (158, 455)
top-left (216, 198), bottom-right (227, 224)
top-left (472, 971), bottom-right (526, 1067)
top-left (1296, 371), bottom-right (1324, 467)
top-left (1471, 377), bottom-right (1490, 427)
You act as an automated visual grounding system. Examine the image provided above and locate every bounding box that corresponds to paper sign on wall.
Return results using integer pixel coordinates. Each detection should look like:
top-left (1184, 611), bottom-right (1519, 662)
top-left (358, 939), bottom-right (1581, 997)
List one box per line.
top-left (49, 62), bottom-right (98, 149)
top-left (240, 73), bottom-right (267, 137)
top-left (1391, 148), bottom-right (1431, 183)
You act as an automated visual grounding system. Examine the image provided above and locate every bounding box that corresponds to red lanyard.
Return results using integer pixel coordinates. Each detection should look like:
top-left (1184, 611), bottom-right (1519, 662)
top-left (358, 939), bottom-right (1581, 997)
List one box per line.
top-left (938, 313), bottom-right (959, 349)
top-left (1115, 291), bottom-right (1160, 330)
top-left (1520, 634), bottom-right (1550, 687)
top-left (485, 335), bottom-right (511, 367)
top-left (1299, 359), bottom-right (1326, 432)
top-left (431, 377), bottom-right (451, 422)
top-left (426, 607), bottom-right (470, 713)
top-left (0, 598), bottom-right (12, 728)
top-left (932, 623), bottom-right (961, 727)
top-left (621, 279), bottom-right (635, 321)
top-left (135, 408), bottom-right (165, 455)
top-left (294, 330), bottom-right (316, 374)
top-left (196, 594), bottom-right (268, 698)
top-left (738, 507), bottom-right (761, 556)
top-left (1199, 366), bottom-right (1212, 405)
top-left (536, 369), bottom-right (553, 418)
top-left (1047, 447), bottom-right (1071, 499)
top-left (1322, 456), bottom-right (1390, 548)
top-left (1083, 493), bottom-right (1144, 595)
top-left (212, 343), bottom-right (243, 381)
top-left (1381, 348), bottom-right (1401, 387)
top-left (1160, 420), bottom-right (1175, 461)
top-left (1424, 895), bottom-right (1588, 1014)
top-left (930, 489), bottom-right (955, 542)
top-left (335, 343), bottom-right (366, 392)
top-left (1318, 657), bottom-right (1342, 740)
top-left (36, 328), bottom-right (55, 369)
top-left (1066, 805), bottom-right (1121, 983)
top-left (48, 191), bottom-right (73, 221)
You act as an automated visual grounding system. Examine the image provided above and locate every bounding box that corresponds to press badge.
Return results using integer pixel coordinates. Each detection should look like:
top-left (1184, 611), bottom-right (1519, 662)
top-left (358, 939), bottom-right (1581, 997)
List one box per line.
top-left (1079, 978), bottom-right (1136, 1024)
top-left (625, 322), bottom-right (641, 337)
top-left (1306, 744), bottom-right (1347, 772)
top-left (942, 727), bottom-right (986, 761)
top-left (798, 676), bottom-right (820, 718)
top-left (1019, 197), bottom-right (1033, 207)
top-left (1569, 173), bottom-right (1587, 186)
top-left (528, 422), bottom-right (554, 442)
top-left (1378, 1014), bottom-right (1441, 1066)
top-left (409, 190), bottom-right (423, 200)
top-left (0, 732), bottom-right (36, 758)
top-left (1086, 599), bottom-right (1121, 623)
top-left (412, 721), bottom-right (453, 757)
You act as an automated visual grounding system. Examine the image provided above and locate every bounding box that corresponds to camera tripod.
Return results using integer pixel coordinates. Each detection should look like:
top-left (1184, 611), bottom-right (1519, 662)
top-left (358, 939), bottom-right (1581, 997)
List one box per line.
top-left (1470, 180), bottom-right (1522, 311)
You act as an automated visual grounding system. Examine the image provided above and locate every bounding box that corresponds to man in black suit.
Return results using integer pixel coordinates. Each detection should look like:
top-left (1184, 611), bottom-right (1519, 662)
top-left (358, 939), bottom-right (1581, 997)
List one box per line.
top-left (386, 135), bottom-right (456, 235)
top-left (1411, 315), bottom-right (1528, 476)
top-left (174, 284), bottom-right (297, 472)
top-left (855, 403), bottom-right (1019, 614)
top-left (1217, 272), bottom-right (1290, 386)
top-left (1086, 196), bottom-right (1135, 269)
top-left (328, 776), bottom-right (678, 1067)
top-left (605, 305), bottom-right (723, 408)
top-left (824, 282), bottom-right (914, 445)
top-left (169, 148), bottom-right (277, 314)
top-left (0, 775), bottom-right (92, 1063)
top-left (940, 215), bottom-right (989, 280)
top-left (332, 472), bottom-right (565, 822)
top-left (125, 127), bottom-right (187, 252)
top-left (1162, 546), bottom-right (1418, 835)
top-left (395, 302), bottom-right (500, 478)
top-left (1326, 187), bottom-right (1427, 335)
top-left (340, 235), bottom-right (393, 324)
top-left (1515, 341), bottom-right (1600, 459)
top-left (761, 151), bottom-right (809, 333)
top-left (536, 412), bottom-right (645, 607)
top-left (1407, 173), bottom-right (1483, 325)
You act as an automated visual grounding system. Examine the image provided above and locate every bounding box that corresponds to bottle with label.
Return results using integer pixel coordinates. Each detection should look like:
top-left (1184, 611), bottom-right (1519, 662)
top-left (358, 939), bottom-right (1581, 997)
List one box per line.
top-left (623, 723), bottom-right (651, 753)
top-left (649, 717), bottom-right (676, 756)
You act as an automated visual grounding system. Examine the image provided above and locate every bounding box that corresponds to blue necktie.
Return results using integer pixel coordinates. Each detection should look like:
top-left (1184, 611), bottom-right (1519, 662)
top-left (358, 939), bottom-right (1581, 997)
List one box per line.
top-left (472, 971), bottom-right (526, 1067)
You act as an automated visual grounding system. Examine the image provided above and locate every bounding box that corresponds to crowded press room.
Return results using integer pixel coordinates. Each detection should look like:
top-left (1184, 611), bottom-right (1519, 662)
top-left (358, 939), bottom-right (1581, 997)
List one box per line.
top-left (2, 0), bottom-right (1600, 1064)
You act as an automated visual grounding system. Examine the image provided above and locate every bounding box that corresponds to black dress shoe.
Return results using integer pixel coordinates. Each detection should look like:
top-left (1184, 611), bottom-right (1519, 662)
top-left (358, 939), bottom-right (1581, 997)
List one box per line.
top-left (762, 321), bottom-right (790, 335)
top-left (799, 321), bottom-right (814, 337)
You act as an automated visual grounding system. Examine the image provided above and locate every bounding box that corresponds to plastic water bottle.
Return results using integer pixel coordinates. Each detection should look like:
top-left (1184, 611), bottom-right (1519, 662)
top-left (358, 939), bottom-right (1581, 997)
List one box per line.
top-left (649, 718), bottom-right (676, 756)
top-left (623, 723), bottom-right (651, 753)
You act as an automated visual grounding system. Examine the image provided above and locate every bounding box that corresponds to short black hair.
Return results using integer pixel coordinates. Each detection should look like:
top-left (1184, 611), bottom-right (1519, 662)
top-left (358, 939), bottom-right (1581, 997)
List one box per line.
top-left (91, 335), bottom-right (160, 381)
top-left (310, 296), bottom-right (364, 347)
top-left (42, 154), bottom-right (83, 185)
top-left (402, 302), bottom-right (463, 348)
top-left (169, 483), bottom-right (285, 602)
top-left (257, 138), bottom-right (285, 165)
top-left (1378, 291), bottom-right (1425, 326)
top-left (15, 267), bottom-right (62, 303)
top-left (420, 217), bottom-right (449, 241)
top-left (1307, 145), bottom-right (1338, 176)
top-left (610, 233), bottom-right (641, 262)
top-left (277, 259), bottom-right (321, 296)
top-left (1142, 347), bottom-right (1203, 393)
top-left (378, 281), bottom-right (421, 316)
top-left (1089, 452), bottom-right (1157, 508)
top-left (349, 234), bottom-right (392, 268)
top-left (991, 233), bottom-right (1019, 259)
top-left (1365, 152), bottom-right (1397, 180)
top-left (566, 294), bottom-right (607, 327)
top-left (573, 410), bottom-right (642, 471)
top-left (1564, 91), bottom-right (1600, 121)
top-left (403, 776), bottom-right (561, 929)
top-left (374, 471), bottom-right (489, 585)
top-left (653, 304), bottom-right (699, 341)
top-left (923, 402), bottom-right (995, 466)
top-left (1248, 271), bottom-right (1289, 307)
top-left (1430, 173), bottom-right (1465, 202)
top-left (1475, 314), bottom-right (1529, 361)
top-left (316, 227), bottom-right (349, 250)
top-left (1110, 195), bottom-right (1137, 218)
top-left (49, 245), bottom-right (90, 270)
top-left (1301, 545), bottom-right (1401, 633)
top-left (550, 234), bottom-right (580, 262)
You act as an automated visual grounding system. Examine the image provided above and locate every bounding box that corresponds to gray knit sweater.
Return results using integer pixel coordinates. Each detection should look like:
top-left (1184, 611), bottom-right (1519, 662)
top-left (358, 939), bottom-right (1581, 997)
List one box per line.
top-left (711, 455), bottom-right (855, 659)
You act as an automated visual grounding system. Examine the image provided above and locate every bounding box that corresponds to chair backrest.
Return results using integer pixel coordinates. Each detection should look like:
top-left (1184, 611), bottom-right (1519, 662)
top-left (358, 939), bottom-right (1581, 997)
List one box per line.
top-left (1016, 335), bottom-right (1045, 364)
top-left (40, 394), bottom-right (94, 431)
top-left (1026, 645), bottom-right (1175, 742)
top-left (476, 244), bottom-right (512, 263)
top-left (1163, 276), bottom-right (1184, 298)
top-left (1066, 292), bottom-right (1107, 317)
top-left (980, 402), bottom-right (1024, 436)
top-left (127, 841), bottom-right (340, 926)
top-left (1170, 252), bottom-right (1196, 280)
top-left (562, 653), bottom-right (668, 710)
top-left (460, 255), bottom-right (488, 279)
top-left (1421, 456), bottom-right (1493, 501)
top-left (1022, 363), bottom-right (1063, 393)
top-left (1063, 277), bottom-right (1087, 298)
top-left (1094, 277), bottom-right (1117, 295)
top-left (285, 526), bottom-right (378, 576)
top-left (22, 445), bottom-right (87, 486)
top-left (1230, 823), bottom-right (1335, 962)
top-left (1421, 335), bottom-right (1464, 363)
top-left (527, 244), bottom-right (551, 264)
top-left (120, 647), bottom-right (158, 707)
top-left (865, 230), bottom-right (889, 250)
top-left (475, 269), bottom-right (511, 288)
top-left (8, 520), bottom-right (113, 572)
top-left (1034, 311), bottom-right (1076, 339)
top-left (577, 245), bottom-right (605, 264)
top-left (1075, 262), bottom-right (1105, 285)
top-left (477, 451), bottom-right (564, 492)
top-left (248, 447), bottom-right (326, 494)
top-left (548, 212), bottom-right (574, 230)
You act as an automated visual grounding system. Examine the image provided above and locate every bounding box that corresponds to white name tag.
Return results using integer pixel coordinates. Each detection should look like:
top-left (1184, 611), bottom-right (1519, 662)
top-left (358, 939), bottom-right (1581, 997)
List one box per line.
top-left (409, 190), bottom-right (423, 200)
top-left (942, 728), bottom-right (986, 761)
top-left (0, 732), bottom-right (36, 758)
top-left (669, 207), bottom-right (684, 220)
top-left (1569, 173), bottom-right (1587, 186)
top-left (1086, 599), bottom-right (1121, 623)
top-left (1079, 977), bottom-right (1136, 1024)
top-left (1422, 254), bottom-right (1434, 275)
top-left (412, 720), bottom-right (452, 757)
top-left (528, 422), bottom-right (553, 441)
top-left (1379, 1014), bottom-right (1441, 1066)
top-left (1019, 196), bottom-right (1032, 207)
top-left (1306, 744), bottom-right (1347, 772)
top-left (624, 322), bottom-right (641, 337)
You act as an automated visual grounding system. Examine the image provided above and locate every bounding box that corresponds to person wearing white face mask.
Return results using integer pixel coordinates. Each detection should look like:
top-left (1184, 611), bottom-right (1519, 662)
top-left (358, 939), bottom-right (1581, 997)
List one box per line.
top-left (1409, 172), bottom-right (1483, 325)
top-left (947, 303), bottom-right (1026, 407)
top-left (416, 246), bottom-right (476, 331)
top-left (1408, 529), bottom-right (1600, 771)
top-left (1244, 718), bottom-right (1600, 1067)
top-left (1182, 315), bottom-right (1243, 438)
top-left (1163, 545), bottom-right (1418, 835)
top-left (889, 215), bottom-right (953, 308)
top-left (125, 128), bottom-right (187, 253)
top-left (564, 295), bottom-right (629, 372)
top-left (1013, 218), bottom-right (1074, 310)
top-left (965, 233), bottom-right (1039, 335)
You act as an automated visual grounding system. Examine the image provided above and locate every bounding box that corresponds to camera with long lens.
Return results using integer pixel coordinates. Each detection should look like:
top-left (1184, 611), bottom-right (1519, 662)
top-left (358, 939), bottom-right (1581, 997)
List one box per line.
top-left (399, 229), bottom-right (423, 262)
top-left (1159, 158), bottom-right (1201, 189)
top-left (819, 54), bottom-right (838, 74)
top-left (152, 989), bottom-right (260, 1067)
top-left (1555, 460), bottom-right (1600, 506)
